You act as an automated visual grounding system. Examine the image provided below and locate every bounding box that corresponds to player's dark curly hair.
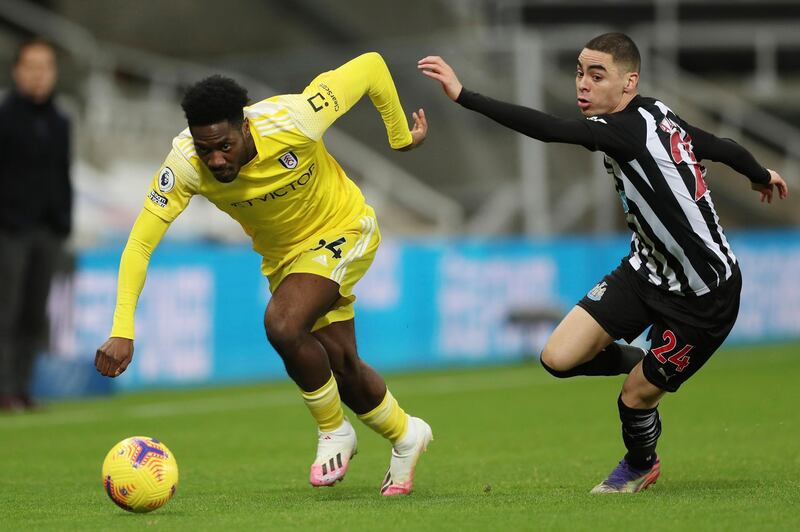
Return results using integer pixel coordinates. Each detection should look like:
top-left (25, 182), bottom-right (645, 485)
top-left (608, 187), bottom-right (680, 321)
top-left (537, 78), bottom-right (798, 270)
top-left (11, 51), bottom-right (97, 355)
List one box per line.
top-left (584, 32), bottom-right (641, 74)
top-left (181, 75), bottom-right (249, 127)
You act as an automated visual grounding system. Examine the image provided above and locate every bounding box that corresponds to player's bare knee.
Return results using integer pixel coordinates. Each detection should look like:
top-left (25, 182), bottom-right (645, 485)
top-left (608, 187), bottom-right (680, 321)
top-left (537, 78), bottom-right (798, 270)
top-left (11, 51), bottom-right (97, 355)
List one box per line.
top-left (264, 312), bottom-right (304, 353)
top-left (540, 345), bottom-right (573, 375)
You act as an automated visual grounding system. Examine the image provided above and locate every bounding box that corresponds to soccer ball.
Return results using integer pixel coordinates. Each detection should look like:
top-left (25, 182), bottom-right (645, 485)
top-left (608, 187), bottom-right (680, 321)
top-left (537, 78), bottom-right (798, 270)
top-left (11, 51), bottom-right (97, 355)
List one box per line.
top-left (101, 436), bottom-right (179, 513)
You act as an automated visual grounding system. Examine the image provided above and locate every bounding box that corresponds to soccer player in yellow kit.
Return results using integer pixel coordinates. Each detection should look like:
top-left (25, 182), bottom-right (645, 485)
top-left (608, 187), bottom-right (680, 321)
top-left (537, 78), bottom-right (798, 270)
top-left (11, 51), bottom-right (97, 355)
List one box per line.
top-left (94, 53), bottom-right (432, 496)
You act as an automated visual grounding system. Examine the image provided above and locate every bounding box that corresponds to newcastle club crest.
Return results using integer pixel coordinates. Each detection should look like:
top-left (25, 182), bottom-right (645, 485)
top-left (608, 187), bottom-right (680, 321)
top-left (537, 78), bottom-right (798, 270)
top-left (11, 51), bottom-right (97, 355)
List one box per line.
top-left (587, 281), bottom-right (608, 301)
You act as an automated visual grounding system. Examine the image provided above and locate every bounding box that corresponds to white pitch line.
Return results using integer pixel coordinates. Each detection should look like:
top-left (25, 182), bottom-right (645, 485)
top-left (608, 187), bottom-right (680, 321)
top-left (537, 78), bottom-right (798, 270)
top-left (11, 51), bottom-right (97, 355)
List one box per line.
top-left (0, 367), bottom-right (552, 430)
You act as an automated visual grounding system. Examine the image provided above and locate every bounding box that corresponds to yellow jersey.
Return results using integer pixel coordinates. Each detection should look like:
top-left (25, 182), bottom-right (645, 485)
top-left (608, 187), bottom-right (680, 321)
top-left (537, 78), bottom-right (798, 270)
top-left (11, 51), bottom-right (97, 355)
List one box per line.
top-left (143, 52), bottom-right (412, 278)
top-left (110, 52), bottom-right (412, 339)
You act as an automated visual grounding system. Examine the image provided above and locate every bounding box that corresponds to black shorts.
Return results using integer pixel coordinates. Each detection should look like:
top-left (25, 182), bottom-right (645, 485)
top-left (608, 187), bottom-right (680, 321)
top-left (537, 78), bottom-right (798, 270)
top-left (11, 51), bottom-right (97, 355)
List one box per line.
top-left (577, 260), bottom-right (741, 392)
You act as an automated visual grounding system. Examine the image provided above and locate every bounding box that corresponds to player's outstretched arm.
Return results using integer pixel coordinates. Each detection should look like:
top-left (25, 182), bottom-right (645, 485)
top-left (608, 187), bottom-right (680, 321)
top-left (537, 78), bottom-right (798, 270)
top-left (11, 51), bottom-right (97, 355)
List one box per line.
top-left (418, 55), bottom-right (595, 148)
top-left (95, 337), bottom-right (134, 378)
top-left (299, 52), bottom-right (426, 151)
top-left (751, 169), bottom-right (789, 204)
top-left (417, 56), bottom-right (463, 101)
top-left (94, 209), bottom-right (169, 378)
top-left (682, 122), bottom-right (789, 203)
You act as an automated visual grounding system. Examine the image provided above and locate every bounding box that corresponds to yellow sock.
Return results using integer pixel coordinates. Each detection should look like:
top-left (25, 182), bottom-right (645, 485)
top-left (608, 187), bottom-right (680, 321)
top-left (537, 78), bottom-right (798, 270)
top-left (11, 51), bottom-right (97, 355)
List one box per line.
top-left (300, 374), bottom-right (344, 432)
top-left (357, 389), bottom-right (408, 443)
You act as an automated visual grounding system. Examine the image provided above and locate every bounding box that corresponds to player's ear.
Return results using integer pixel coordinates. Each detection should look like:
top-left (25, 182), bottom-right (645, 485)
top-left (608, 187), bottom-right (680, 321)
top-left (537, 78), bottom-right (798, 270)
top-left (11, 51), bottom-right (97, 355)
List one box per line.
top-left (241, 118), bottom-right (251, 140)
top-left (624, 71), bottom-right (639, 93)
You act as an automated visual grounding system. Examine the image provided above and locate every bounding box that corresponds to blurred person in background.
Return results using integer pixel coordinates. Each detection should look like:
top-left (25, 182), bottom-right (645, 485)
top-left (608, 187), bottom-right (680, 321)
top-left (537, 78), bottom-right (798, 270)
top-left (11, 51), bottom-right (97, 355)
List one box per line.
top-left (0, 38), bottom-right (72, 412)
top-left (94, 53), bottom-right (432, 496)
top-left (420, 32), bottom-right (788, 493)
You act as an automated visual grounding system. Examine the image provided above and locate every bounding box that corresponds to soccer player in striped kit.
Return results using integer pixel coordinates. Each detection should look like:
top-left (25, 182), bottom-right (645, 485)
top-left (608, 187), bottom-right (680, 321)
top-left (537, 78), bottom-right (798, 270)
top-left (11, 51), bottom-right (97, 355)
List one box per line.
top-left (95, 53), bottom-right (432, 496)
top-left (420, 33), bottom-right (788, 493)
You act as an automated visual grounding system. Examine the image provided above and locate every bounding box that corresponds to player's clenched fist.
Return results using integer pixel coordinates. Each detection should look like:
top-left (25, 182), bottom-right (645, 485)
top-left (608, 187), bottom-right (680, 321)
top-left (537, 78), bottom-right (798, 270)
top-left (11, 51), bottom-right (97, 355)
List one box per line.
top-left (95, 337), bottom-right (134, 377)
top-left (417, 56), bottom-right (463, 101)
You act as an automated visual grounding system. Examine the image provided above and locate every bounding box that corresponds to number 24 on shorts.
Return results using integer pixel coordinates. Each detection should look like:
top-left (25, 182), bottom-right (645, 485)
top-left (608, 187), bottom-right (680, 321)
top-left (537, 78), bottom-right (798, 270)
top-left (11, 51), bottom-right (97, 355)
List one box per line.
top-left (310, 237), bottom-right (346, 259)
top-left (651, 330), bottom-right (692, 372)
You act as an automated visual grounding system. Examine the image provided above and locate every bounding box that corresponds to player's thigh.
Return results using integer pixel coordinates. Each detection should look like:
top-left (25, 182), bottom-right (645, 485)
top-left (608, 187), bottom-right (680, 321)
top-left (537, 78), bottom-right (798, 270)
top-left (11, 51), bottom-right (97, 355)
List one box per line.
top-left (641, 317), bottom-right (734, 393)
top-left (268, 212), bottom-right (380, 334)
top-left (265, 273), bottom-right (342, 337)
top-left (544, 263), bottom-right (651, 370)
top-left (543, 306), bottom-right (615, 370)
top-left (642, 269), bottom-right (741, 393)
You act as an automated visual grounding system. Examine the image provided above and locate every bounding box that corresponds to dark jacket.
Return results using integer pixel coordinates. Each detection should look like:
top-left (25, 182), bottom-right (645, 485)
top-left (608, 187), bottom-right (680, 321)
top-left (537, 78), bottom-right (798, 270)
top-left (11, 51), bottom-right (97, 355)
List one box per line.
top-left (0, 89), bottom-right (72, 236)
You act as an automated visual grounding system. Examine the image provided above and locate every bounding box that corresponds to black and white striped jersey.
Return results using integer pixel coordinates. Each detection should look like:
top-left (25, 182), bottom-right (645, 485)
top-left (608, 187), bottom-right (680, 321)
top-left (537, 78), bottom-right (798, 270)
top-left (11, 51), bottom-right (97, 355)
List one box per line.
top-left (457, 90), bottom-right (771, 296)
top-left (587, 96), bottom-right (738, 296)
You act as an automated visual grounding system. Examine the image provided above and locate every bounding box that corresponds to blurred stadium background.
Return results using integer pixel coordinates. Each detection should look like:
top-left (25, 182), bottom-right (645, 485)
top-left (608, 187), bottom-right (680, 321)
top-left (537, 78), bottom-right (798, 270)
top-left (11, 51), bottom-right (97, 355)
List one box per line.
top-left (0, 0), bottom-right (798, 397)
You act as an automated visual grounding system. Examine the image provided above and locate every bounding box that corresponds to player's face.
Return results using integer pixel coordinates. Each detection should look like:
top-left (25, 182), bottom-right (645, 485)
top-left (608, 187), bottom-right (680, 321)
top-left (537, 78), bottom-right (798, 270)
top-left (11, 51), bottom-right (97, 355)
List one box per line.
top-left (13, 44), bottom-right (57, 104)
top-left (191, 120), bottom-right (254, 183)
top-left (575, 48), bottom-right (637, 116)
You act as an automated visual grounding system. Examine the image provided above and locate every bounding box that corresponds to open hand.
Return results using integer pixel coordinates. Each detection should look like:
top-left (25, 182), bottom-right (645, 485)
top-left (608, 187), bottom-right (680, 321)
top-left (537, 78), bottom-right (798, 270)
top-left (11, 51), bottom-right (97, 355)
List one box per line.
top-left (95, 337), bottom-right (134, 377)
top-left (399, 108), bottom-right (428, 151)
top-left (418, 56), bottom-right (463, 101)
top-left (751, 169), bottom-right (789, 203)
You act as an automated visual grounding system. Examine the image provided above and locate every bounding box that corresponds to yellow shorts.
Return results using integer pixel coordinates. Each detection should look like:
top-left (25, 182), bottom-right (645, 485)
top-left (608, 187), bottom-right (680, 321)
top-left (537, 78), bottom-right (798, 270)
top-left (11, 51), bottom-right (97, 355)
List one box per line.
top-left (264, 209), bottom-right (381, 332)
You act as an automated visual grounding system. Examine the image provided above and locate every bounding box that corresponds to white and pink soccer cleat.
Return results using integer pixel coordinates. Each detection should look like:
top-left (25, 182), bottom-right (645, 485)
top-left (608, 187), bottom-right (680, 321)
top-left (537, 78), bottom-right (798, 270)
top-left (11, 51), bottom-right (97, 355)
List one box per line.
top-left (309, 418), bottom-right (357, 487)
top-left (380, 416), bottom-right (433, 496)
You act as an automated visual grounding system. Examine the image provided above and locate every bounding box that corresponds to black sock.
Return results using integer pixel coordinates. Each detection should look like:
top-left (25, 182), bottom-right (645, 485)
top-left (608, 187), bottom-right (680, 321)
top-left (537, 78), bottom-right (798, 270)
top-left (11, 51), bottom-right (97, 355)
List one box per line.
top-left (540, 343), bottom-right (644, 378)
top-left (617, 395), bottom-right (661, 470)
top-left (613, 343), bottom-right (647, 374)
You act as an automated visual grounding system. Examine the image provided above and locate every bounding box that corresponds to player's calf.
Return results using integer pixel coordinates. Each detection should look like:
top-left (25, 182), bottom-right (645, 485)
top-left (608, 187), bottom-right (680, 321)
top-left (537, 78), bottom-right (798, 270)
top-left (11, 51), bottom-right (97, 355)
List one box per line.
top-left (592, 392), bottom-right (663, 493)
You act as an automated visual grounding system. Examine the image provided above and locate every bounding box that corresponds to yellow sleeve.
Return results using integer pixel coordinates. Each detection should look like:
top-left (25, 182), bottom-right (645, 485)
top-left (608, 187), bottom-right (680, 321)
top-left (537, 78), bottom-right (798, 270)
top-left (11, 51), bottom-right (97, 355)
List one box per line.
top-left (109, 209), bottom-right (170, 339)
top-left (287, 52), bottom-right (413, 149)
top-left (143, 146), bottom-right (199, 223)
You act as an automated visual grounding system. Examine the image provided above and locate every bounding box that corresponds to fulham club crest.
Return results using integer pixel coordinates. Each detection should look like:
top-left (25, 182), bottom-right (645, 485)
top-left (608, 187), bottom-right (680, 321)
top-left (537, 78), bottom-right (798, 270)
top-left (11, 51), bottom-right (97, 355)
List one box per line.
top-left (278, 151), bottom-right (299, 169)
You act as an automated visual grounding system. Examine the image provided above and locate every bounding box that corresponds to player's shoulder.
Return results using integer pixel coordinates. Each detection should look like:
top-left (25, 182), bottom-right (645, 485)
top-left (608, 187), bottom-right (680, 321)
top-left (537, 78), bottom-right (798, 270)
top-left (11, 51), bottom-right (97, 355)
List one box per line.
top-left (583, 97), bottom-right (655, 153)
top-left (172, 128), bottom-right (197, 159)
top-left (244, 96), bottom-right (305, 139)
top-left (165, 128), bottom-right (202, 188)
top-left (583, 112), bottom-right (632, 135)
top-left (590, 96), bottom-right (673, 131)
top-left (631, 96), bottom-right (679, 121)
top-left (244, 96), bottom-right (287, 120)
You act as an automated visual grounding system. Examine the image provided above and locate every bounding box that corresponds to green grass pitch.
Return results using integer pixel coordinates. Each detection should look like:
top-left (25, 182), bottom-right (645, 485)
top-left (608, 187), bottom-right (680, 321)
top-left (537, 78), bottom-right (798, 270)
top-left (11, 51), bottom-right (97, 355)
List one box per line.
top-left (1, 344), bottom-right (798, 531)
